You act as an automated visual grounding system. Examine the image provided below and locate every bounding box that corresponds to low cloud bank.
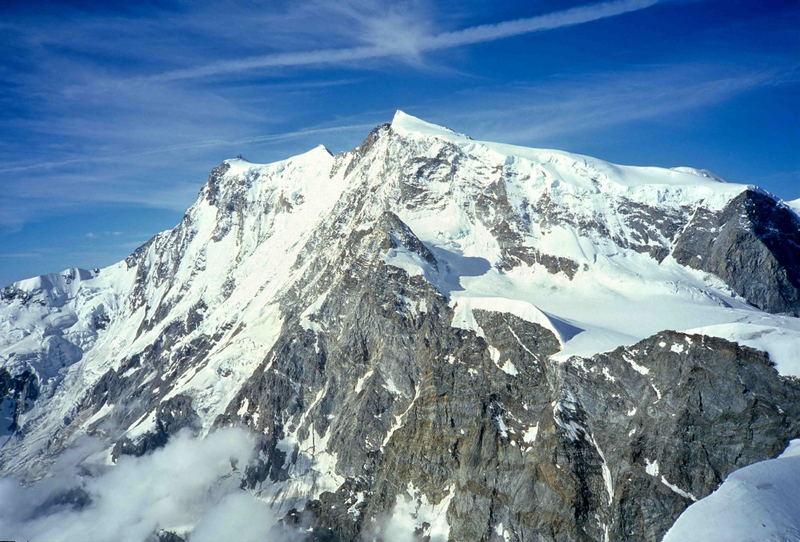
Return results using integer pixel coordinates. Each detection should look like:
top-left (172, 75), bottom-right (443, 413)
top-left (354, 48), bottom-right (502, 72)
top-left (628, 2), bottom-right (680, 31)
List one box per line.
top-left (0, 428), bottom-right (293, 542)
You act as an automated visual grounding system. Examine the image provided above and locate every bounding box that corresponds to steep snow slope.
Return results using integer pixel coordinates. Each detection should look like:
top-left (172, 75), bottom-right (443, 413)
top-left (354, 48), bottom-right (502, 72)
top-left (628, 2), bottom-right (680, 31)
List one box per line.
top-left (1, 145), bottom-right (341, 469)
top-left (664, 439), bottom-right (800, 542)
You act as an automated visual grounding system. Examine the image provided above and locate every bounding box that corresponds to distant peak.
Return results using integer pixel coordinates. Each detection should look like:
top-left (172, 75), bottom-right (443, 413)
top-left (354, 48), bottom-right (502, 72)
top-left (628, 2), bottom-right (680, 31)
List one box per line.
top-left (311, 144), bottom-right (333, 156)
top-left (390, 110), bottom-right (470, 142)
top-left (390, 109), bottom-right (418, 125)
top-left (224, 155), bottom-right (251, 166)
top-left (288, 144), bottom-right (334, 163)
top-left (222, 144), bottom-right (333, 172)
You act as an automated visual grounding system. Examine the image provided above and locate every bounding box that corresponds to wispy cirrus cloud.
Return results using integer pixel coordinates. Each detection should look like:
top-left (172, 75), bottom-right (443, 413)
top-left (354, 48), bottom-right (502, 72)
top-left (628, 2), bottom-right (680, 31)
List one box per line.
top-left (0, 121), bottom-right (375, 175)
top-left (0, 0), bottom-right (665, 209)
top-left (0, 0), bottom-right (665, 222)
top-left (424, 0), bottom-right (659, 49)
top-left (141, 0), bottom-right (661, 82)
top-left (411, 61), bottom-right (799, 147)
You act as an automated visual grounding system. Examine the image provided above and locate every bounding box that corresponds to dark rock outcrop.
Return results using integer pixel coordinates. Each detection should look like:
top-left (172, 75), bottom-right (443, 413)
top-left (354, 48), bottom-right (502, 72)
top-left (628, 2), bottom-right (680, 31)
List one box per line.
top-left (0, 368), bottom-right (38, 434)
top-left (112, 394), bottom-right (201, 459)
top-left (673, 190), bottom-right (800, 315)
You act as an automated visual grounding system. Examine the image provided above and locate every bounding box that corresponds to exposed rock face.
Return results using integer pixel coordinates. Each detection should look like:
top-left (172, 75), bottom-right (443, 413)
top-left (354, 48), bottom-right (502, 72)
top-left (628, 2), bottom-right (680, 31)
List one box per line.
top-left (218, 210), bottom-right (800, 541)
top-left (112, 394), bottom-right (201, 459)
top-left (559, 333), bottom-right (800, 541)
top-left (673, 190), bottom-right (800, 315)
top-left (0, 112), bottom-right (798, 541)
top-left (0, 368), bottom-right (38, 434)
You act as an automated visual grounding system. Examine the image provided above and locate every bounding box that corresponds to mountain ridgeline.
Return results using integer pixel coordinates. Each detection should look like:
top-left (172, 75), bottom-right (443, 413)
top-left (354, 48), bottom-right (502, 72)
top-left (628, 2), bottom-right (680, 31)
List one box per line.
top-left (1, 112), bottom-right (799, 541)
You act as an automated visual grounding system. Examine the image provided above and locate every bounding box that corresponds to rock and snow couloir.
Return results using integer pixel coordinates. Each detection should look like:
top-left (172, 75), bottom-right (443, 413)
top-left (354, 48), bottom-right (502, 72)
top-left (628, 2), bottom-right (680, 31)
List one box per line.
top-left (1, 111), bottom-right (799, 541)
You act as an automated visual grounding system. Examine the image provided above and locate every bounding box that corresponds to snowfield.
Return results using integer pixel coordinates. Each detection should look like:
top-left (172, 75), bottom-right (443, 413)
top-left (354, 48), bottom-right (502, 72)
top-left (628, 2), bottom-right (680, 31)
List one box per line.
top-left (664, 440), bottom-right (800, 542)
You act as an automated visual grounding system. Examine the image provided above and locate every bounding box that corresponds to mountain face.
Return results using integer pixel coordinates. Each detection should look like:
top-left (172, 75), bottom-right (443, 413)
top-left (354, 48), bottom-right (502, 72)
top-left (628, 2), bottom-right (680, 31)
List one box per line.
top-left (1, 111), bottom-right (799, 541)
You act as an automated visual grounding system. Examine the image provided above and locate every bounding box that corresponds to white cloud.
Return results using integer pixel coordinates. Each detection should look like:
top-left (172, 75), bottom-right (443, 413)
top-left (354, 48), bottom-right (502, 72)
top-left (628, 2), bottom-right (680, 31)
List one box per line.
top-left (144, 0), bottom-right (662, 82)
top-left (424, 0), bottom-right (659, 49)
top-left (191, 492), bottom-right (282, 542)
top-left (0, 428), bottom-right (297, 542)
top-left (0, 122), bottom-right (373, 176)
top-left (411, 63), bottom-right (797, 145)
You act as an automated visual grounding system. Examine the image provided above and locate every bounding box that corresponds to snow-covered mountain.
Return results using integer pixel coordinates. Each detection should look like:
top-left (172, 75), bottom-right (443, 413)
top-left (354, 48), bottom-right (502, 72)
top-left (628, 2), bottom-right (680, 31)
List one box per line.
top-left (1, 111), bottom-right (799, 541)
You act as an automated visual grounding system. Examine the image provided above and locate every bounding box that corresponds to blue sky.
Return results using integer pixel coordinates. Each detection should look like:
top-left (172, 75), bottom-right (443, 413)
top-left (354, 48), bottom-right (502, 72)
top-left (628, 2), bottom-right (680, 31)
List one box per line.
top-left (0, 0), bottom-right (797, 285)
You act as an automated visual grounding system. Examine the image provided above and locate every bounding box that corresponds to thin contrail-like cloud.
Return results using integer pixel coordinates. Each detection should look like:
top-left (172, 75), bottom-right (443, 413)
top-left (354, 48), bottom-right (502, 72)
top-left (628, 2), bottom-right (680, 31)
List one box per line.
top-left (0, 122), bottom-right (374, 174)
top-left (147, 0), bottom-right (660, 82)
top-left (424, 0), bottom-right (659, 49)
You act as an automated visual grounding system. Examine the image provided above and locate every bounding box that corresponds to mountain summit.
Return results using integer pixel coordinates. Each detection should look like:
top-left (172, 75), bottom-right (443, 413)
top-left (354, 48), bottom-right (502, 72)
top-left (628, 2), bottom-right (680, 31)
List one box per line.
top-left (2, 113), bottom-right (799, 541)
